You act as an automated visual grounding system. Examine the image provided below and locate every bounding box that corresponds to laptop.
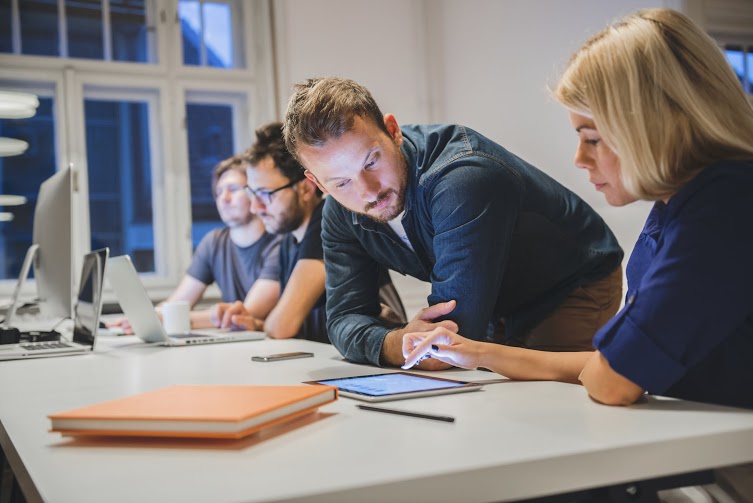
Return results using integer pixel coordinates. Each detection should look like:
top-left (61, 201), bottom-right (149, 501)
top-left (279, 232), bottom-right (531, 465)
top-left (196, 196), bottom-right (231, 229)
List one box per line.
top-left (0, 248), bottom-right (109, 361)
top-left (106, 255), bottom-right (266, 346)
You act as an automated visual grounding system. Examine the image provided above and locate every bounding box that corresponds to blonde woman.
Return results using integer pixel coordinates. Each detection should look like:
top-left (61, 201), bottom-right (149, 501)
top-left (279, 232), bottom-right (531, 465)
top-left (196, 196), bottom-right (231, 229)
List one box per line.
top-left (403, 8), bottom-right (753, 411)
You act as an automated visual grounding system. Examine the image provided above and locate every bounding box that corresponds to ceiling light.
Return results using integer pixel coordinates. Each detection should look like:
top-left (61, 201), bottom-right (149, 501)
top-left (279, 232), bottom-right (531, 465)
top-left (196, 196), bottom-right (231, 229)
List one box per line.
top-left (0, 91), bottom-right (40, 119)
top-left (0, 137), bottom-right (30, 157)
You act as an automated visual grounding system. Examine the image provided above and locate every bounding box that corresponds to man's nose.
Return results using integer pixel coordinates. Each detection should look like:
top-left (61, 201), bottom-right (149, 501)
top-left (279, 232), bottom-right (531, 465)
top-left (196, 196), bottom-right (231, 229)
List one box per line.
top-left (357, 172), bottom-right (381, 201)
top-left (249, 194), bottom-right (265, 213)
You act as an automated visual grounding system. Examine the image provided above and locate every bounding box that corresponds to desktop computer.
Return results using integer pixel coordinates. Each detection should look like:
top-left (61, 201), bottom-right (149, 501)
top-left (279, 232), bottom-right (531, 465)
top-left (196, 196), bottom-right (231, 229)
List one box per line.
top-left (3, 166), bottom-right (73, 328)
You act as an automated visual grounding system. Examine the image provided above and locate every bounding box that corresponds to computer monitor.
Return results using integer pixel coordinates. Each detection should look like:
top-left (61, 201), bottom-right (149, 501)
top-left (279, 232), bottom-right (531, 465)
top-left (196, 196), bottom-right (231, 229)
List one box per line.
top-left (31, 166), bottom-right (73, 320)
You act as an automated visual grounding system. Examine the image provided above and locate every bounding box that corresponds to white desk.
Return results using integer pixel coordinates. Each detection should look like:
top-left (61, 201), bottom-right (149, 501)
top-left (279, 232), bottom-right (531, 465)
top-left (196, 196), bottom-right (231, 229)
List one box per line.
top-left (1, 335), bottom-right (753, 503)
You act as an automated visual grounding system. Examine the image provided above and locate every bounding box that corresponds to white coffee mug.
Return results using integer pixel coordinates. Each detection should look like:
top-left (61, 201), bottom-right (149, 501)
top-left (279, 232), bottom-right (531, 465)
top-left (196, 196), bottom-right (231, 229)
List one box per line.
top-left (161, 301), bottom-right (190, 335)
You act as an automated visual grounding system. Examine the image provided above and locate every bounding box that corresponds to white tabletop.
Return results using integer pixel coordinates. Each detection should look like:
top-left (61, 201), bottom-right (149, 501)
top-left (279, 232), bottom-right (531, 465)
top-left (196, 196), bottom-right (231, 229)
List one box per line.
top-left (1, 335), bottom-right (753, 503)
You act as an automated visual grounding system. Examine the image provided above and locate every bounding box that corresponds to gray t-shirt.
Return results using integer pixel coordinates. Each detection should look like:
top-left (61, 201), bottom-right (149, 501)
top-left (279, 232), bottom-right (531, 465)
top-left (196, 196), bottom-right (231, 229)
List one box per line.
top-left (186, 227), bottom-right (281, 303)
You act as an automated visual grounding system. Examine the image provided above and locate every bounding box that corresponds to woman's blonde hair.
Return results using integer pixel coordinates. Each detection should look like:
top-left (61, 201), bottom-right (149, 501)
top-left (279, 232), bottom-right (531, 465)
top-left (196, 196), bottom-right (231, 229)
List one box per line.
top-left (555, 8), bottom-right (753, 200)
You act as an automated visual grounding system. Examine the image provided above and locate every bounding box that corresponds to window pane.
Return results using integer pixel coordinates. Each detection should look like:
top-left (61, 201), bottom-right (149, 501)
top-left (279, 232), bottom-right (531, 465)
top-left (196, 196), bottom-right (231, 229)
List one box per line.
top-left (67, 0), bottom-right (104, 60)
top-left (203, 2), bottom-right (232, 68)
top-left (0, 97), bottom-right (56, 280)
top-left (747, 50), bottom-right (753, 94)
top-left (111, 0), bottom-right (150, 63)
top-left (725, 48), bottom-right (745, 88)
top-left (85, 99), bottom-right (155, 272)
top-left (185, 103), bottom-right (234, 246)
top-left (20, 0), bottom-right (59, 56)
top-left (0, 0), bottom-right (12, 54)
top-left (178, 0), bottom-right (201, 66)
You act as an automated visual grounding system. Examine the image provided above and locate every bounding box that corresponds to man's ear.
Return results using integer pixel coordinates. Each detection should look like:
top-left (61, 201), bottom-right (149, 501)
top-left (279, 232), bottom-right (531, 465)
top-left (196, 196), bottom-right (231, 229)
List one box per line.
top-left (383, 113), bottom-right (403, 146)
top-left (304, 170), bottom-right (327, 194)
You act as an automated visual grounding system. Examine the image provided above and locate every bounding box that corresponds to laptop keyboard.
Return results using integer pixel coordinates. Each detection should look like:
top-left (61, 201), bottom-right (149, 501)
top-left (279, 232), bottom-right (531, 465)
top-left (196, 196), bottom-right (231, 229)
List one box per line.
top-left (20, 342), bottom-right (73, 350)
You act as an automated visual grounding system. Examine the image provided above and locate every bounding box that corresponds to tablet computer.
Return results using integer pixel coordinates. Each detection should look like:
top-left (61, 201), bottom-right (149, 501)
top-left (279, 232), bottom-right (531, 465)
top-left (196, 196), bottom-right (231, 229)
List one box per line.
top-left (304, 372), bottom-right (483, 402)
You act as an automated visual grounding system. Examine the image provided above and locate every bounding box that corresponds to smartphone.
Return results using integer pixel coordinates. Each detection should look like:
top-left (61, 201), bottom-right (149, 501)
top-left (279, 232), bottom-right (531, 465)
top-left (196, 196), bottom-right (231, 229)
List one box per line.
top-left (251, 351), bottom-right (314, 362)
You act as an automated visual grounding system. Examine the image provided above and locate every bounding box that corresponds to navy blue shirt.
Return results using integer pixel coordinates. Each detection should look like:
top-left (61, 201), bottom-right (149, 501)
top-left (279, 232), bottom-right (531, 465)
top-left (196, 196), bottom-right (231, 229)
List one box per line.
top-left (278, 200), bottom-right (329, 344)
top-left (278, 200), bottom-right (405, 344)
top-left (594, 161), bottom-right (753, 409)
top-left (323, 124), bottom-right (623, 365)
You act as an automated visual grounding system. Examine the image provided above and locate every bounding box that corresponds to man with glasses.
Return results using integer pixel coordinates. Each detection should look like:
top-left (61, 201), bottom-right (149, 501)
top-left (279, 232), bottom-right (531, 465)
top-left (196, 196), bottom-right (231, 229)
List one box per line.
top-left (283, 77), bottom-right (624, 368)
top-left (108, 154), bottom-right (282, 332)
top-left (211, 123), bottom-right (405, 342)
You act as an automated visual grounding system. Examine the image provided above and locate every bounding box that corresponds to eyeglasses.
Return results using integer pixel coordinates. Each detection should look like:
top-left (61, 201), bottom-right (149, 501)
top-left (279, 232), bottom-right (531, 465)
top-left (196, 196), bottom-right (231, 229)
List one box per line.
top-left (244, 179), bottom-right (300, 206)
top-left (214, 183), bottom-right (245, 199)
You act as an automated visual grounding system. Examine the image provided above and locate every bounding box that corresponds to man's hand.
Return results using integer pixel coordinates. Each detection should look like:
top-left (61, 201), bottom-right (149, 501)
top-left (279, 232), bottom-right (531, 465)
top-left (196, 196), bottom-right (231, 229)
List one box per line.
top-left (105, 316), bottom-right (135, 335)
top-left (228, 313), bottom-right (264, 332)
top-left (209, 301), bottom-right (244, 329)
top-left (380, 300), bottom-right (459, 368)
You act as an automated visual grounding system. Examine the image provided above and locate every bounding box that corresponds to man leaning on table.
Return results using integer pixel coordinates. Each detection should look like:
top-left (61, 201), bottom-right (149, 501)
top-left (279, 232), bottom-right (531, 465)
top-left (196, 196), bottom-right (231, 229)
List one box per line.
top-left (282, 76), bottom-right (623, 368)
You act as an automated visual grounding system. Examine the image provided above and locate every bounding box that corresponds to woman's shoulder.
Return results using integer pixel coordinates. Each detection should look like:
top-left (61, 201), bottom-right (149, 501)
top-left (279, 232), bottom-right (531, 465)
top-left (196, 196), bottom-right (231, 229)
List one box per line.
top-left (668, 159), bottom-right (753, 215)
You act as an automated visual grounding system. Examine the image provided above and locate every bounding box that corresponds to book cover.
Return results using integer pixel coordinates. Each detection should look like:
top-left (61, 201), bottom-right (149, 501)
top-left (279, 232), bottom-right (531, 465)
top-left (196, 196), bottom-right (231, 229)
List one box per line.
top-left (49, 385), bottom-right (338, 439)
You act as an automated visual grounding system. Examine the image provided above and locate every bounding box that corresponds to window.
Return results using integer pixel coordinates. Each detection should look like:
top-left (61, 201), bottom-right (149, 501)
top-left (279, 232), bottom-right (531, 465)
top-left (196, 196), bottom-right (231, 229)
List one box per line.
top-left (2, 0), bottom-right (155, 62)
top-left (184, 92), bottom-right (247, 247)
top-left (724, 45), bottom-right (753, 94)
top-left (0, 94), bottom-right (56, 280)
top-left (85, 96), bottom-right (156, 272)
top-left (19, 0), bottom-right (60, 57)
top-left (178, 0), bottom-right (243, 68)
top-left (0, 1), bottom-right (12, 53)
top-left (111, 0), bottom-right (150, 63)
top-left (0, 0), bottom-right (275, 300)
top-left (68, 0), bottom-right (105, 60)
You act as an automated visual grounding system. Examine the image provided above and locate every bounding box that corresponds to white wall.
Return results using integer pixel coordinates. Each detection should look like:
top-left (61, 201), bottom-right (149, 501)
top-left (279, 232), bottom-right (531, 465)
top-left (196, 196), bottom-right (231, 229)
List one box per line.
top-left (430, 0), bottom-right (667, 297)
top-left (273, 0), bottom-right (433, 123)
top-left (272, 0), bottom-right (681, 316)
top-left (273, 0), bottom-right (437, 315)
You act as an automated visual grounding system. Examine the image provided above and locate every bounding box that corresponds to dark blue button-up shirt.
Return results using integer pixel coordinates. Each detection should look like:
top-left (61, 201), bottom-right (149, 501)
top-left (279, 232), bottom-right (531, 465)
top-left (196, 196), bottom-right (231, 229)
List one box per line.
top-left (595, 160), bottom-right (753, 409)
top-left (322, 124), bottom-right (623, 365)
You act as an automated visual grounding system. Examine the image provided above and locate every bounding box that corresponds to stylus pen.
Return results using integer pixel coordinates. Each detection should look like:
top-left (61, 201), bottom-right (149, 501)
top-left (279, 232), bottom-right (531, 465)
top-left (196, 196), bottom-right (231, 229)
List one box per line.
top-left (356, 404), bottom-right (455, 423)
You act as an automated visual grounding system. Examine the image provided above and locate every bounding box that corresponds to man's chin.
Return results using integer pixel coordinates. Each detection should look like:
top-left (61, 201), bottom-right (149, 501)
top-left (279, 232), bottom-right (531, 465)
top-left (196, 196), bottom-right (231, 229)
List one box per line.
top-left (226, 219), bottom-right (252, 228)
top-left (366, 205), bottom-right (402, 224)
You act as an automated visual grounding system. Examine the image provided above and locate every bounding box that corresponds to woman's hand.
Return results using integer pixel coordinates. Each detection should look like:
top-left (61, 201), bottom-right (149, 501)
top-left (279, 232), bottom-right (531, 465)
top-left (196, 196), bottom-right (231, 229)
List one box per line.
top-left (402, 327), bottom-right (484, 370)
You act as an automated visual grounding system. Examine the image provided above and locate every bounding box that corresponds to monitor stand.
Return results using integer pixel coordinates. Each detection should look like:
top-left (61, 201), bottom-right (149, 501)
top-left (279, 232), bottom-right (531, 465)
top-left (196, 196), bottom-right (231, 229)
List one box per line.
top-left (2, 244), bottom-right (39, 328)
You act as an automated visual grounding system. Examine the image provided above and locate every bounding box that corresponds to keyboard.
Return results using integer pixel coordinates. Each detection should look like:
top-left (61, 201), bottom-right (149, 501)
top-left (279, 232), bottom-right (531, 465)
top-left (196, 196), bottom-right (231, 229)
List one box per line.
top-left (20, 342), bottom-right (72, 350)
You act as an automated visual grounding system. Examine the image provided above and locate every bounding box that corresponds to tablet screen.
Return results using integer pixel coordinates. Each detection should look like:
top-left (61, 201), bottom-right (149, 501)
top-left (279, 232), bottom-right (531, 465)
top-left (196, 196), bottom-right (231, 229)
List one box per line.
top-left (311, 372), bottom-right (471, 397)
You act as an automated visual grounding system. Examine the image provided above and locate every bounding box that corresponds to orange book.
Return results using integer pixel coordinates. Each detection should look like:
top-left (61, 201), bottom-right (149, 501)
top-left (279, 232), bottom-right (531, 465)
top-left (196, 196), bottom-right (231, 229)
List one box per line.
top-left (49, 385), bottom-right (338, 439)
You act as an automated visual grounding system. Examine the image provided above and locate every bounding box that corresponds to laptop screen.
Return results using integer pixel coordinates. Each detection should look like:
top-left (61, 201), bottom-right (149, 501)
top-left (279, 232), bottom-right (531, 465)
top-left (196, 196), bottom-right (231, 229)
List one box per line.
top-left (72, 248), bottom-right (108, 347)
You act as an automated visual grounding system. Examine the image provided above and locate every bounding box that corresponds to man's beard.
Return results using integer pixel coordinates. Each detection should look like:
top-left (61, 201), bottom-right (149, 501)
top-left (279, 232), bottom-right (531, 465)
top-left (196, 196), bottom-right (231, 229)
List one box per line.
top-left (266, 197), bottom-right (305, 235)
top-left (361, 155), bottom-right (408, 224)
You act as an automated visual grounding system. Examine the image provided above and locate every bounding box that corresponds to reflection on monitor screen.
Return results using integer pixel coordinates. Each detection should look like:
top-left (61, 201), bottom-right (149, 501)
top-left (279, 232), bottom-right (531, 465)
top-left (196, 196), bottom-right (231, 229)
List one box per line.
top-left (32, 167), bottom-right (73, 320)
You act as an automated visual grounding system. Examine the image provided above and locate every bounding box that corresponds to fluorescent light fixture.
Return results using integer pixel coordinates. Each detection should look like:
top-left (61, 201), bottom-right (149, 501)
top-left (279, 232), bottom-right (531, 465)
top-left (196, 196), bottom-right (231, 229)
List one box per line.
top-left (0, 91), bottom-right (40, 119)
top-left (0, 137), bottom-right (30, 157)
top-left (0, 212), bottom-right (13, 222)
top-left (0, 195), bottom-right (27, 206)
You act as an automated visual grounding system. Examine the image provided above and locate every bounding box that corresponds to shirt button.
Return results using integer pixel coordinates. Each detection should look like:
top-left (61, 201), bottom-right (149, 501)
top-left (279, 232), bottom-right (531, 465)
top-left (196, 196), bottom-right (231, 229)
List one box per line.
top-left (627, 294), bottom-right (636, 305)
